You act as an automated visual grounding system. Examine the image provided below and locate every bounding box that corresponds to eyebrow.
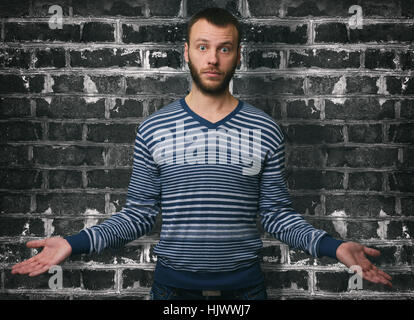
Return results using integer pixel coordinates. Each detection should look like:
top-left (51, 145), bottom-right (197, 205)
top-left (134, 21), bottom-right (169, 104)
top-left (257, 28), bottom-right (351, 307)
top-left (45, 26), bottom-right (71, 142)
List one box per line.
top-left (194, 38), bottom-right (234, 46)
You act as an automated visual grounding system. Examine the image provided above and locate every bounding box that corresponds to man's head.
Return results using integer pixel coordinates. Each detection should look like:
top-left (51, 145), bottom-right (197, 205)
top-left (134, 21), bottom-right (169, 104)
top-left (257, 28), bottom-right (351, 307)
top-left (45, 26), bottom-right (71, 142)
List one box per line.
top-left (184, 7), bottom-right (242, 96)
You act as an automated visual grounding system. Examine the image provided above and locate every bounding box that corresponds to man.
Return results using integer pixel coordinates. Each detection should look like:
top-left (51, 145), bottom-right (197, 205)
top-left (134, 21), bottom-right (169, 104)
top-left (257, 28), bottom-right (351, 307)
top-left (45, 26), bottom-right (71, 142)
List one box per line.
top-left (11, 7), bottom-right (392, 300)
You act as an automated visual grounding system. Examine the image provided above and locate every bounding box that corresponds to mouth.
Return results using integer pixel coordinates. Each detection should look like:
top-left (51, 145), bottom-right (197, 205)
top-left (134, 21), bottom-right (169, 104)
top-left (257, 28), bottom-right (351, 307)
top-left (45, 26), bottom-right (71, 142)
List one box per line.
top-left (203, 71), bottom-right (222, 77)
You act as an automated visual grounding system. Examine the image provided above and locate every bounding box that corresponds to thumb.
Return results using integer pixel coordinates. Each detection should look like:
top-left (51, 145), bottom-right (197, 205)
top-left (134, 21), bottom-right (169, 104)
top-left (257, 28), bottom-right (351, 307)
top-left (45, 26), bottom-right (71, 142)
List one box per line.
top-left (26, 239), bottom-right (47, 248)
top-left (363, 246), bottom-right (380, 257)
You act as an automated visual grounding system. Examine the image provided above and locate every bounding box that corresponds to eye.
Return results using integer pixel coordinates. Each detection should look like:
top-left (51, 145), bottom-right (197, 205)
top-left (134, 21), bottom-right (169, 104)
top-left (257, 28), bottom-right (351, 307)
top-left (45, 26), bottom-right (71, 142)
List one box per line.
top-left (199, 45), bottom-right (207, 51)
top-left (221, 47), bottom-right (229, 53)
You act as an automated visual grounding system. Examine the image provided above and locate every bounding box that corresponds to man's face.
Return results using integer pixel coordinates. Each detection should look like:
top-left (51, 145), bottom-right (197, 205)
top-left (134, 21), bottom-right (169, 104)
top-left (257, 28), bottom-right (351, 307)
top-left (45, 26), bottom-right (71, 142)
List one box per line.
top-left (184, 19), bottom-right (241, 96)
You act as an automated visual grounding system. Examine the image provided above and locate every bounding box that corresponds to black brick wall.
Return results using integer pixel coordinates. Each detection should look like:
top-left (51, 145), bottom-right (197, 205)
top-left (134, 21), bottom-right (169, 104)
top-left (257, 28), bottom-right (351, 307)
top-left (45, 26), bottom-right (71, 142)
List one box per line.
top-left (0, 0), bottom-right (413, 300)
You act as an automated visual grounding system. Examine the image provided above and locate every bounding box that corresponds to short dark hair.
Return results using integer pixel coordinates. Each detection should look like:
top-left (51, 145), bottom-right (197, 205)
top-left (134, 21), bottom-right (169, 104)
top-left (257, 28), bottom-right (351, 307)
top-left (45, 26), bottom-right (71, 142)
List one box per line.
top-left (186, 7), bottom-right (242, 48)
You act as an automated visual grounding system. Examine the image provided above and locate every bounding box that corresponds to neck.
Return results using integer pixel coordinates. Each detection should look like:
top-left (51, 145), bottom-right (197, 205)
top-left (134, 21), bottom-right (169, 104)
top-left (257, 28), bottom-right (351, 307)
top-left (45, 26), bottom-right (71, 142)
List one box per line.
top-left (185, 87), bottom-right (237, 113)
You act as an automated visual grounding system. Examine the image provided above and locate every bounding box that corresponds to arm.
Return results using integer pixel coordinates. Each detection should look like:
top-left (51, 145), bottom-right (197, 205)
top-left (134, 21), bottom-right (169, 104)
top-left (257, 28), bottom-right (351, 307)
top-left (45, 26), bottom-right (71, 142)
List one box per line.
top-left (65, 127), bottom-right (161, 254)
top-left (259, 134), bottom-right (343, 259)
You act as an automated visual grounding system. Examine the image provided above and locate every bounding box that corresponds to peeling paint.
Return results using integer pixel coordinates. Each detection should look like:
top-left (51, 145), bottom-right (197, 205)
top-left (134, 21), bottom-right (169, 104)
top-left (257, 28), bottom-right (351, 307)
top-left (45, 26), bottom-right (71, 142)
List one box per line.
top-left (83, 75), bottom-right (98, 94)
top-left (83, 208), bottom-right (100, 215)
top-left (42, 218), bottom-right (55, 237)
top-left (331, 76), bottom-right (347, 105)
top-left (84, 217), bottom-right (99, 229)
top-left (329, 210), bottom-right (347, 239)
top-left (377, 210), bottom-right (390, 240)
top-left (376, 76), bottom-right (389, 95)
top-left (108, 202), bottom-right (117, 214)
top-left (402, 225), bottom-right (411, 239)
top-left (263, 256), bottom-right (280, 263)
top-left (22, 222), bottom-right (30, 236)
top-left (292, 258), bottom-right (309, 266)
top-left (43, 206), bottom-right (52, 215)
top-left (42, 74), bottom-right (54, 95)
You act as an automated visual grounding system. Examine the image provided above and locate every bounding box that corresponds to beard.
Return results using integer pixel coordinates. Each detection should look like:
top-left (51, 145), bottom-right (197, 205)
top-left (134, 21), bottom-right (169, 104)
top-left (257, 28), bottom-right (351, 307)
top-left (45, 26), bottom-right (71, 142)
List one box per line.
top-left (187, 51), bottom-right (238, 96)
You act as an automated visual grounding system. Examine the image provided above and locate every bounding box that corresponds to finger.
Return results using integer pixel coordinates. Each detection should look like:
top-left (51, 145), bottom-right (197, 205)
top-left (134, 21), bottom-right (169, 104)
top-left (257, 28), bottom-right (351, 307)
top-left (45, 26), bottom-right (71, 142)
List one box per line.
top-left (11, 255), bottom-right (39, 272)
top-left (363, 246), bottom-right (380, 257)
top-left (28, 264), bottom-right (51, 277)
top-left (26, 239), bottom-right (47, 248)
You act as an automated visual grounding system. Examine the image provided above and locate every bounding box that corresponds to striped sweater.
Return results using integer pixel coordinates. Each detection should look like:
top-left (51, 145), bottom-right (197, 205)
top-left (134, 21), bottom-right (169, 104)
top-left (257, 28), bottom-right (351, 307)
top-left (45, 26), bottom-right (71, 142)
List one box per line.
top-left (65, 97), bottom-right (344, 289)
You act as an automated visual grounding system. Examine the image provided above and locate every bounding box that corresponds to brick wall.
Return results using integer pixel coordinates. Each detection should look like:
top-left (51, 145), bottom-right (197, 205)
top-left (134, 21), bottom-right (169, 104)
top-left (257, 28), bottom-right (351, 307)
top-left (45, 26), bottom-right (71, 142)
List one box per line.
top-left (0, 0), bottom-right (413, 300)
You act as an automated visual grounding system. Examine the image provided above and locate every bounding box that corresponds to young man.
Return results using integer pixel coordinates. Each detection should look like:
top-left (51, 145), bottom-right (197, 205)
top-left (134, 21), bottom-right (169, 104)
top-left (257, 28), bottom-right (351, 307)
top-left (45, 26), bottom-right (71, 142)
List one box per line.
top-left (11, 8), bottom-right (392, 300)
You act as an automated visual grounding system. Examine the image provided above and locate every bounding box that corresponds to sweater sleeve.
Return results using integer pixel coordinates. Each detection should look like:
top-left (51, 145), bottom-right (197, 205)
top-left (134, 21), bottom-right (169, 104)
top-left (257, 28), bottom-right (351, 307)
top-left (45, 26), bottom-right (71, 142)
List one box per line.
top-left (65, 128), bottom-right (161, 255)
top-left (259, 133), bottom-right (344, 259)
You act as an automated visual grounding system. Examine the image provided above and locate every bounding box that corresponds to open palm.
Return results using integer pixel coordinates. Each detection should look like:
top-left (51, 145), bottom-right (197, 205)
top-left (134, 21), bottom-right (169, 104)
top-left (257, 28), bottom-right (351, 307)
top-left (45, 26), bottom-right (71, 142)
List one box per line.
top-left (336, 241), bottom-right (392, 287)
top-left (11, 237), bottom-right (72, 277)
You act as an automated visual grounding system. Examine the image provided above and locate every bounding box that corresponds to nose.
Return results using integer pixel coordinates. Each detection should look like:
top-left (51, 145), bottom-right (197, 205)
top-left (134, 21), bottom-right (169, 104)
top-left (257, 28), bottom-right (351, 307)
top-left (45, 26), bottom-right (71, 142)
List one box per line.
top-left (207, 49), bottom-right (218, 65)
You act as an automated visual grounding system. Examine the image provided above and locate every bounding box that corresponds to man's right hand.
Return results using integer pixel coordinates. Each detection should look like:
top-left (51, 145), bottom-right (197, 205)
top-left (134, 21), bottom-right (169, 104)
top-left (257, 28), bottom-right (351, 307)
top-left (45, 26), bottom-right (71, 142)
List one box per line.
top-left (11, 237), bottom-right (72, 277)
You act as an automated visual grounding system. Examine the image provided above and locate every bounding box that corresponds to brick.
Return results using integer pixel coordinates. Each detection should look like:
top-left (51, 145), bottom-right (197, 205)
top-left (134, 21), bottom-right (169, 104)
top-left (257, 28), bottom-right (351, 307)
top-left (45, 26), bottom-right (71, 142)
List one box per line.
top-left (314, 23), bottom-right (348, 43)
top-left (87, 123), bottom-right (137, 143)
top-left (286, 146), bottom-right (326, 167)
top-left (51, 75), bottom-right (84, 93)
top-left (364, 245), bottom-right (398, 266)
top-left (109, 193), bottom-right (127, 213)
top-left (83, 245), bottom-right (143, 265)
top-left (87, 75), bottom-right (124, 94)
top-left (325, 98), bottom-right (395, 120)
top-left (287, 170), bottom-right (344, 190)
top-left (247, 50), bottom-right (281, 69)
top-left (0, 74), bottom-right (44, 94)
top-left (401, 245), bottom-right (414, 263)
top-left (0, 243), bottom-right (32, 264)
top-left (31, 0), bottom-right (72, 17)
top-left (347, 76), bottom-right (379, 94)
top-left (348, 172), bottom-right (383, 191)
top-left (400, 99), bottom-right (414, 119)
top-left (241, 23), bottom-right (308, 44)
top-left (0, 0), bottom-right (30, 17)
top-left (122, 23), bottom-right (187, 44)
top-left (0, 193), bottom-right (31, 214)
top-left (82, 269), bottom-right (116, 290)
top-left (122, 269), bottom-right (154, 289)
top-left (0, 121), bottom-right (43, 142)
top-left (125, 75), bottom-right (189, 95)
top-left (348, 124), bottom-right (382, 143)
top-left (350, 24), bottom-right (414, 43)
top-left (307, 76), bottom-right (341, 95)
top-left (258, 243), bottom-right (282, 264)
top-left (109, 99), bottom-right (144, 119)
top-left (36, 192), bottom-right (105, 215)
top-left (51, 218), bottom-right (90, 236)
top-left (403, 148), bottom-right (414, 168)
top-left (291, 195), bottom-right (322, 216)
top-left (33, 146), bottom-right (105, 166)
top-left (246, 0), bottom-right (283, 16)
top-left (4, 22), bottom-right (81, 42)
top-left (148, 49), bottom-right (182, 69)
top-left (49, 170), bottom-right (83, 189)
top-left (283, 124), bottom-right (344, 144)
top-left (48, 122), bottom-right (83, 141)
top-left (315, 271), bottom-right (349, 292)
top-left (363, 272), bottom-right (414, 292)
top-left (4, 269), bottom-right (81, 290)
top-left (0, 145), bottom-right (30, 166)
top-left (81, 22), bottom-right (115, 42)
top-left (70, 48), bottom-right (142, 68)
top-left (187, 0), bottom-right (242, 17)
top-left (288, 49), bottom-right (360, 69)
top-left (388, 124), bottom-right (414, 143)
top-left (286, 99), bottom-right (321, 119)
top-left (385, 76), bottom-right (414, 95)
top-left (389, 172), bottom-right (414, 192)
top-left (401, 197), bottom-right (414, 216)
top-left (233, 75), bottom-right (304, 95)
top-left (242, 98), bottom-right (281, 119)
top-left (0, 217), bottom-right (44, 236)
top-left (325, 195), bottom-right (395, 217)
top-left (365, 49), bottom-right (396, 69)
top-left (264, 270), bottom-right (308, 290)
top-left (106, 146), bottom-right (134, 167)
top-left (34, 48), bottom-right (66, 68)
top-left (401, 0), bottom-right (414, 17)
top-left (0, 97), bottom-right (31, 118)
top-left (87, 169), bottom-right (132, 188)
top-left (36, 97), bottom-right (106, 119)
top-left (0, 169), bottom-right (42, 190)
top-left (0, 47), bottom-right (31, 68)
top-left (400, 50), bottom-right (414, 70)
top-left (326, 147), bottom-right (398, 168)
top-left (72, 0), bottom-right (143, 16)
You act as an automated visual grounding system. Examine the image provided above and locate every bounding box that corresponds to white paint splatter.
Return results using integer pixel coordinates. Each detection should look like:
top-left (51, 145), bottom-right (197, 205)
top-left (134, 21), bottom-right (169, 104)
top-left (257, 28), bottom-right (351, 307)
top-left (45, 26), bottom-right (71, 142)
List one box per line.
top-left (43, 206), bottom-right (52, 215)
top-left (42, 74), bottom-right (54, 94)
top-left (42, 218), bottom-right (55, 237)
top-left (330, 76), bottom-right (347, 105)
top-left (402, 225), bottom-right (411, 239)
top-left (21, 223), bottom-right (30, 236)
top-left (376, 76), bottom-right (389, 95)
top-left (329, 210), bottom-right (348, 239)
top-left (377, 210), bottom-right (390, 240)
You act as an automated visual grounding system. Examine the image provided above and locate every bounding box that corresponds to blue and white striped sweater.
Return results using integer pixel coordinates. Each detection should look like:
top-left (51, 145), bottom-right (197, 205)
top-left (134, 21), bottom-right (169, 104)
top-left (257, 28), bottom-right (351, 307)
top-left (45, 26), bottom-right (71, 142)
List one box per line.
top-left (65, 97), bottom-right (343, 288)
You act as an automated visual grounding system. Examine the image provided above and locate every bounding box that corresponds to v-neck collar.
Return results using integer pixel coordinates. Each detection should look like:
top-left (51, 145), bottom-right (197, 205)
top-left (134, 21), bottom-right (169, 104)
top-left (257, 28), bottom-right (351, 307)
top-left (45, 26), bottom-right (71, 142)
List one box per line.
top-left (180, 97), bottom-right (243, 129)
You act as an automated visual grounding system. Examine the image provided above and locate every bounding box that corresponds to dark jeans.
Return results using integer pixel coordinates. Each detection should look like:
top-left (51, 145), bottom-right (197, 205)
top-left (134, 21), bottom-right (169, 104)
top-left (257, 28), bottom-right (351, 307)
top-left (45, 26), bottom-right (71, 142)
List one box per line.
top-left (149, 280), bottom-right (268, 300)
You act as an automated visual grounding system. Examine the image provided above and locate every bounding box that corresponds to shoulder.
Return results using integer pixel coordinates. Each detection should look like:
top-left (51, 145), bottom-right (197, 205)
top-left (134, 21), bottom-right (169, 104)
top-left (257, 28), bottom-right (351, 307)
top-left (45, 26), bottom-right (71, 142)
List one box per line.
top-left (239, 100), bottom-right (284, 145)
top-left (138, 98), bottom-right (184, 135)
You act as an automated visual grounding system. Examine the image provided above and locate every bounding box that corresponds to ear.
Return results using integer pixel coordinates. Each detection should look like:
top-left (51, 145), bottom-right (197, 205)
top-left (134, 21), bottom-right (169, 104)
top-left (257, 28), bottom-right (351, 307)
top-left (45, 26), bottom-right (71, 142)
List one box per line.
top-left (184, 42), bottom-right (189, 63)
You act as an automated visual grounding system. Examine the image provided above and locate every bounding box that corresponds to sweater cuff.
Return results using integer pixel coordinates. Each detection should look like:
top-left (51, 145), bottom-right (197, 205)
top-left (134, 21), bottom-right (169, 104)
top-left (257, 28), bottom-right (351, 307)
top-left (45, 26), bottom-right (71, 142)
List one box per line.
top-left (64, 230), bottom-right (91, 255)
top-left (318, 234), bottom-right (345, 260)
